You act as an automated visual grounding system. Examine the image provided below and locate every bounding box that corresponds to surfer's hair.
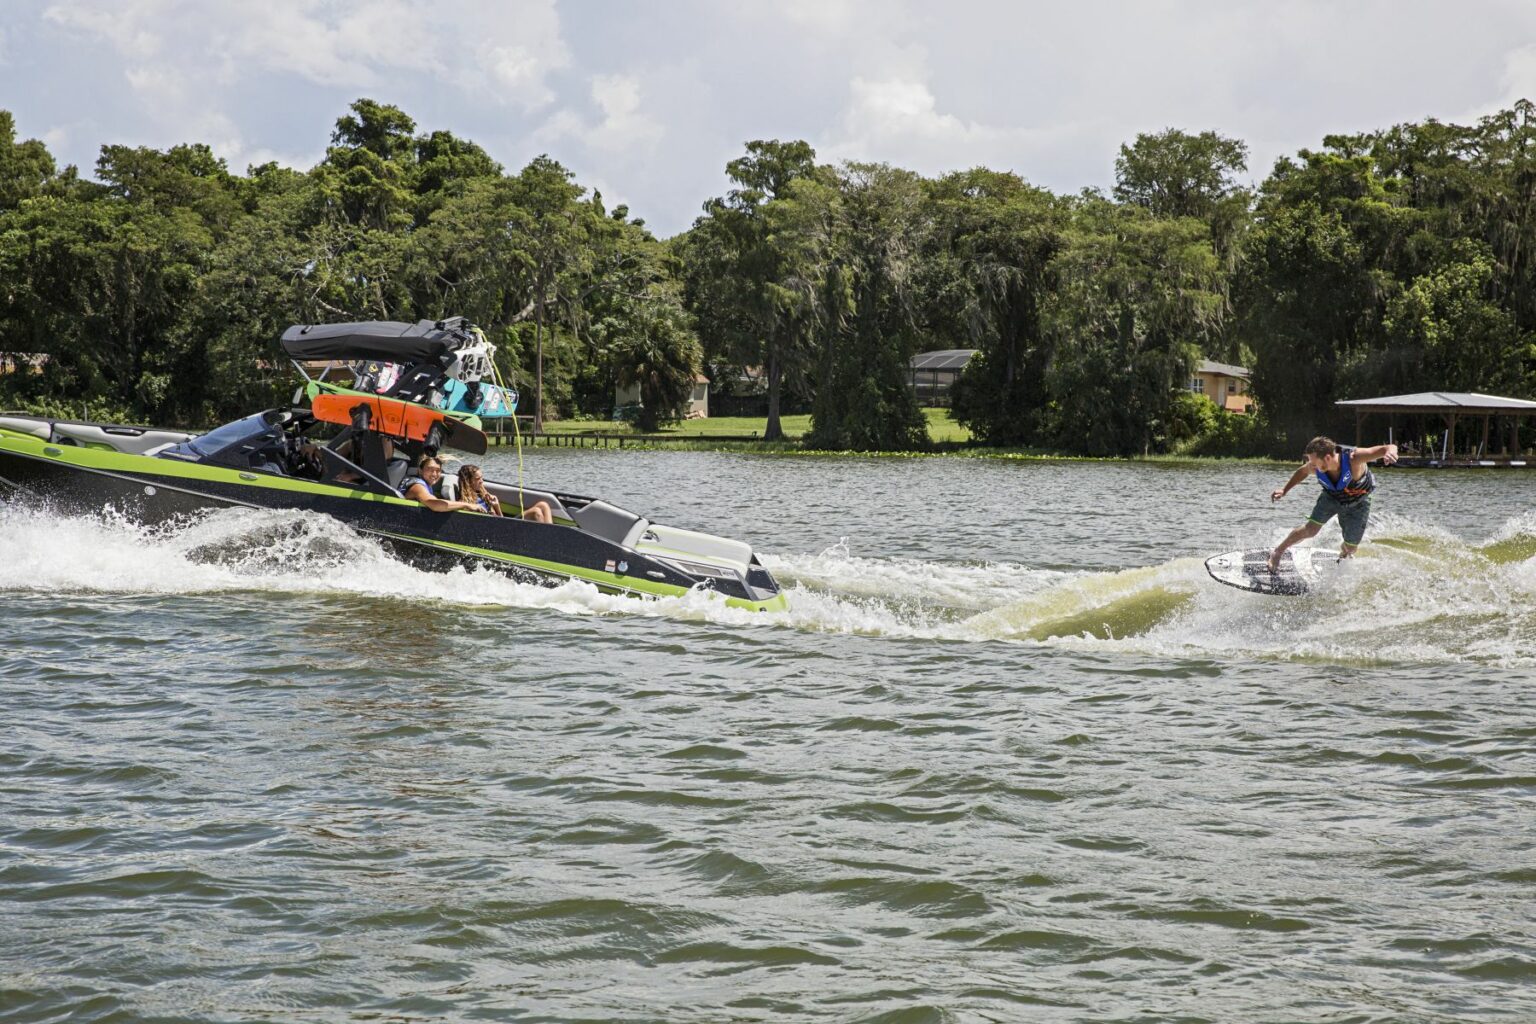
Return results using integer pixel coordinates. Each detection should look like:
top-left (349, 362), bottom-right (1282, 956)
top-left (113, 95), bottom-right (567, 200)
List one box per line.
top-left (1303, 436), bottom-right (1340, 457)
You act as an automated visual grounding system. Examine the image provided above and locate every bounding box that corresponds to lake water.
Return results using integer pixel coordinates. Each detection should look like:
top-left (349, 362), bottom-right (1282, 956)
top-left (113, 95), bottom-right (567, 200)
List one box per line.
top-left (3, 451), bottom-right (1534, 1022)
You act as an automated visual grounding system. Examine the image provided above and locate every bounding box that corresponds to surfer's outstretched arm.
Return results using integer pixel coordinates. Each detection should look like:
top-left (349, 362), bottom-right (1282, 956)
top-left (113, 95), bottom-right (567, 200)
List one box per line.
top-left (1352, 442), bottom-right (1399, 468)
top-left (1270, 464), bottom-right (1311, 503)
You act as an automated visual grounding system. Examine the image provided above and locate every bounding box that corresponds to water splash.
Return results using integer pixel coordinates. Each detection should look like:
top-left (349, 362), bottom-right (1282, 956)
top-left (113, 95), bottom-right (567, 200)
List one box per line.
top-left (3, 504), bottom-right (1534, 664)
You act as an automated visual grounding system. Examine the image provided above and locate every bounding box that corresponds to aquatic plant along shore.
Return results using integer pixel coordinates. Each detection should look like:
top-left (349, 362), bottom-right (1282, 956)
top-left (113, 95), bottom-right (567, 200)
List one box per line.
top-left (3, 451), bottom-right (1534, 1021)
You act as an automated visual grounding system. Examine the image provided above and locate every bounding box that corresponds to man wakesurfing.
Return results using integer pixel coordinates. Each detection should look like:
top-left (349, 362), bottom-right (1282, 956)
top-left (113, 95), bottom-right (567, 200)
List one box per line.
top-left (1268, 435), bottom-right (1399, 571)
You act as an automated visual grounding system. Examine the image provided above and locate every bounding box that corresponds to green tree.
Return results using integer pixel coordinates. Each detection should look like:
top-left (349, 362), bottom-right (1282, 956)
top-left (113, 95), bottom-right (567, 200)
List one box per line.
top-left (0, 112), bottom-right (58, 211)
top-left (805, 163), bottom-right (929, 451)
top-left (1042, 196), bottom-right (1224, 455)
top-left (600, 286), bottom-right (701, 431)
top-left (680, 139), bottom-right (819, 440)
top-left (926, 168), bottom-right (1064, 446)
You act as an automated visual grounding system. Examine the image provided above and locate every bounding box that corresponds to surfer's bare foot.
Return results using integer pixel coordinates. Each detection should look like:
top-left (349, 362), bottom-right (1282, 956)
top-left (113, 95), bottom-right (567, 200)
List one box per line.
top-left (1267, 551), bottom-right (1281, 572)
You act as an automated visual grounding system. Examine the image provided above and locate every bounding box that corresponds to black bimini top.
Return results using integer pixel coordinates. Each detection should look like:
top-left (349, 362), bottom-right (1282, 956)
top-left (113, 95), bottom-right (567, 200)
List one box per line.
top-left (280, 320), bottom-right (457, 365)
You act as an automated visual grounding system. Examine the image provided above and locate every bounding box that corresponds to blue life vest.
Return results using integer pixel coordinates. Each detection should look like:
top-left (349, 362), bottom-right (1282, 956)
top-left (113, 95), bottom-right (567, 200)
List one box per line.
top-left (401, 475), bottom-right (436, 498)
top-left (1316, 447), bottom-right (1375, 502)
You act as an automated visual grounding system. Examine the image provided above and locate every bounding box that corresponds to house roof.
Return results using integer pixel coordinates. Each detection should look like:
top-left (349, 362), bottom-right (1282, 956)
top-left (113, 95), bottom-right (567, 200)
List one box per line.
top-left (911, 349), bottom-right (978, 371)
top-left (1197, 359), bottom-right (1249, 378)
top-left (1335, 392), bottom-right (1536, 412)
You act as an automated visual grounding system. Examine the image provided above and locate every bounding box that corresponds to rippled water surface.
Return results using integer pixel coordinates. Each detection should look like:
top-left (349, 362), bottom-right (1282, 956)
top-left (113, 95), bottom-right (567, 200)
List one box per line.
top-left (4, 451), bottom-right (1536, 1022)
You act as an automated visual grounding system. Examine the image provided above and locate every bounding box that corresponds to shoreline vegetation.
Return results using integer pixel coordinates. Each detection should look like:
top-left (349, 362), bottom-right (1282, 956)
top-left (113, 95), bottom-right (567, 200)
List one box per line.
top-left (526, 410), bottom-right (1289, 462)
top-left (3, 99), bottom-right (1536, 460)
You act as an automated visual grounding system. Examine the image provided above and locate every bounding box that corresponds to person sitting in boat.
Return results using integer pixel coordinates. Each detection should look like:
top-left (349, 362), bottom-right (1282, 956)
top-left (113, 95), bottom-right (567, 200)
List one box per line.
top-left (400, 456), bottom-right (481, 513)
top-left (457, 463), bottom-right (554, 524)
top-left (1268, 435), bottom-right (1398, 570)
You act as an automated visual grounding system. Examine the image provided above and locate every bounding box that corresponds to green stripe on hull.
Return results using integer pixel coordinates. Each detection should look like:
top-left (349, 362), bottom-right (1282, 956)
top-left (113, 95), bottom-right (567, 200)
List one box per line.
top-left (2, 432), bottom-right (413, 504)
top-left (376, 529), bottom-right (788, 612)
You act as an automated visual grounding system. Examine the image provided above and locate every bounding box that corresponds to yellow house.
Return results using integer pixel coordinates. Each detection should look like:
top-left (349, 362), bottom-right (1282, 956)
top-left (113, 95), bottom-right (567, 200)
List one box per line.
top-left (1191, 359), bottom-right (1253, 414)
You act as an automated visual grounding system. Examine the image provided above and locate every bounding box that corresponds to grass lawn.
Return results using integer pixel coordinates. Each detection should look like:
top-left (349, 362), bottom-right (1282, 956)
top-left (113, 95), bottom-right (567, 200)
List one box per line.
top-left (536, 408), bottom-right (970, 443)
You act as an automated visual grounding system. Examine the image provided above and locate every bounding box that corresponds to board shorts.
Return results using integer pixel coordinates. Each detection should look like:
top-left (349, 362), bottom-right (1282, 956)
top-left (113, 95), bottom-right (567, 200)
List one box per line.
top-left (1309, 491), bottom-right (1371, 547)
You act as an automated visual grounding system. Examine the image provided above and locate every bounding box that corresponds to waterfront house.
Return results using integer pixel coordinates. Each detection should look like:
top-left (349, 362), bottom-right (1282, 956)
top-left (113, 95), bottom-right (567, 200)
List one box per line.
top-left (614, 373), bottom-right (710, 419)
top-left (1192, 359), bottom-right (1253, 413)
top-left (909, 349), bottom-right (977, 407)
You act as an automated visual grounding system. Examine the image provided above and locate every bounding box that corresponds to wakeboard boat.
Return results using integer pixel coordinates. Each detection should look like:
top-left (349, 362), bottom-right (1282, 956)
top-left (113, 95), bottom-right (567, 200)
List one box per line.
top-left (0, 318), bottom-right (787, 612)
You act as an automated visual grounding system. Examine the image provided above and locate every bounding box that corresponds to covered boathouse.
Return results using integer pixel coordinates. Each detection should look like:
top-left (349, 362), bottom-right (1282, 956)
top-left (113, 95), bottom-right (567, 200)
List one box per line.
top-left (1336, 392), bottom-right (1536, 466)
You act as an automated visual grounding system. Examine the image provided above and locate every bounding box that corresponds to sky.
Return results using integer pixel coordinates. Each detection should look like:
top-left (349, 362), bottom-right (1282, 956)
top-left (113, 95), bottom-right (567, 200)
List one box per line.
top-left (4, 0), bottom-right (1536, 237)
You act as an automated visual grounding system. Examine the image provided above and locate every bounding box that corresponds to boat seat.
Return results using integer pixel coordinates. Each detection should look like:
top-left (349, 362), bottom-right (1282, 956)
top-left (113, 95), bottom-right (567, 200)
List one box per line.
top-left (483, 483), bottom-right (571, 523)
top-left (0, 416), bottom-right (50, 439)
top-left (633, 524), bottom-right (752, 575)
top-left (386, 456), bottom-right (411, 491)
top-left (51, 423), bottom-right (195, 454)
top-left (568, 499), bottom-right (649, 548)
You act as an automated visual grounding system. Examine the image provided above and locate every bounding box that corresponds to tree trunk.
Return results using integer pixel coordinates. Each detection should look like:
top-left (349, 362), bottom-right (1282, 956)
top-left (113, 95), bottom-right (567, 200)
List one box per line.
top-left (764, 342), bottom-right (783, 441)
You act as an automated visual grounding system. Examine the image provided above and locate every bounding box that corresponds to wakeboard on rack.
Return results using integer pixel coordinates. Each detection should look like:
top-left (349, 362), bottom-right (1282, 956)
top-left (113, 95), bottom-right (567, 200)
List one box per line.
top-left (310, 392), bottom-right (488, 455)
top-left (1204, 548), bottom-right (1323, 596)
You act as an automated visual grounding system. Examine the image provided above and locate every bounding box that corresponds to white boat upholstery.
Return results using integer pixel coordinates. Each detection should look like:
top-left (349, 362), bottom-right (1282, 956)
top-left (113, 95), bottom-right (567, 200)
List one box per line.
top-left (484, 482), bottom-right (572, 523)
top-left (569, 499), bottom-right (649, 548)
top-left (634, 524), bottom-right (752, 575)
top-left (50, 422), bottom-right (194, 455)
top-left (0, 416), bottom-right (50, 439)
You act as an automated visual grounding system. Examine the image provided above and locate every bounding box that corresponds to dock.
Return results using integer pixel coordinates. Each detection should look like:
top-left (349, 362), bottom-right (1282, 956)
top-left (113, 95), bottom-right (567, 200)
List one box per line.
top-left (483, 419), bottom-right (766, 448)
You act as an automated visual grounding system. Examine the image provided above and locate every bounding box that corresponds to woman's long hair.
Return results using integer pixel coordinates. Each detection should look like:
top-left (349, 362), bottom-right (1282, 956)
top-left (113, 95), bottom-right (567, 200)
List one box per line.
top-left (458, 464), bottom-right (491, 510)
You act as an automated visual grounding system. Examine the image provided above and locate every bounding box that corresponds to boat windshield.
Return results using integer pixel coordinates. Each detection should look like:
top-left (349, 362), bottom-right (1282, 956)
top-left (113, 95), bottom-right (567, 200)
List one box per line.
top-left (158, 413), bottom-right (275, 460)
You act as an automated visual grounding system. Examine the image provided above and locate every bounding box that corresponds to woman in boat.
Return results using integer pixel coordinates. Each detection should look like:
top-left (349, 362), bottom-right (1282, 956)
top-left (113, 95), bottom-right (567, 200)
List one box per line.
top-left (401, 457), bottom-right (481, 513)
top-left (457, 463), bottom-right (555, 524)
top-left (456, 464), bottom-right (502, 516)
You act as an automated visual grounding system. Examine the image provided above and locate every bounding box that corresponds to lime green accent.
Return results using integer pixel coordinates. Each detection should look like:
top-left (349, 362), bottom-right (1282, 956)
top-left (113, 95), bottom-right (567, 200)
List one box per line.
top-left (304, 380), bottom-right (483, 430)
top-left (376, 530), bottom-right (786, 612)
top-left (0, 431), bottom-right (410, 504)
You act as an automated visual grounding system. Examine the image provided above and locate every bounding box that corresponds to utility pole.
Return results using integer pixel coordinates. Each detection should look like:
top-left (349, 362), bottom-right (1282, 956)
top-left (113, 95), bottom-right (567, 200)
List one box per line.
top-left (535, 301), bottom-right (544, 435)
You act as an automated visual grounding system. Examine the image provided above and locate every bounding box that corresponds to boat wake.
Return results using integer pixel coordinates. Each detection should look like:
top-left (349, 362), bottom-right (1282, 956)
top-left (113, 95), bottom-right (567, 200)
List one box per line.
top-left (4, 504), bottom-right (1535, 665)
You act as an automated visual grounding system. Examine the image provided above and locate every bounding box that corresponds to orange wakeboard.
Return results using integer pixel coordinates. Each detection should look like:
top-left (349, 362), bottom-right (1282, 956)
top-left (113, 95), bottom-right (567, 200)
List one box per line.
top-left (311, 393), bottom-right (488, 455)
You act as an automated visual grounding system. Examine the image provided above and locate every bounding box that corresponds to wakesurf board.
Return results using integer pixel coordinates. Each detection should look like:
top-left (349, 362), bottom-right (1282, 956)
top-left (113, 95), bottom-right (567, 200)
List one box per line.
top-left (1205, 548), bottom-right (1322, 596)
top-left (311, 392), bottom-right (488, 455)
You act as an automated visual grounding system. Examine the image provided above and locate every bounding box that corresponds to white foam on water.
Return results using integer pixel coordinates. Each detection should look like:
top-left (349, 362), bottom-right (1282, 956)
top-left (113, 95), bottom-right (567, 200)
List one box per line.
top-left (4, 505), bottom-right (1535, 664)
top-left (763, 538), bottom-right (1066, 611)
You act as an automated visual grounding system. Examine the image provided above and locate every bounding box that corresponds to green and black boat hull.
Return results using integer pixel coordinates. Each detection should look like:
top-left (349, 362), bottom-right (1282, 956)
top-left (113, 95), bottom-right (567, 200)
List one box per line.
top-left (0, 430), bottom-right (787, 611)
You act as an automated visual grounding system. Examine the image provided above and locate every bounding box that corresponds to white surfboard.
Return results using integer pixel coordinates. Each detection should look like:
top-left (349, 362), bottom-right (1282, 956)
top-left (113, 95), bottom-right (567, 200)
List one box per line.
top-left (1205, 548), bottom-right (1322, 596)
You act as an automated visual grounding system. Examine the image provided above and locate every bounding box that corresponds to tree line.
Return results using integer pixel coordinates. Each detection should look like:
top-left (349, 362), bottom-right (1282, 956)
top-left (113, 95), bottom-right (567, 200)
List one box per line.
top-left (3, 98), bottom-right (1535, 454)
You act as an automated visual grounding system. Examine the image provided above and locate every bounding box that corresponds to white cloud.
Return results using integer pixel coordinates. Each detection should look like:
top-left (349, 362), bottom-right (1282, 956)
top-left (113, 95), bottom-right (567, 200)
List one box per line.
top-left (536, 72), bottom-right (661, 155)
top-left (43, 0), bottom-right (571, 107)
top-left (1499, 44), bottom-right (1536, 110)
top-left (839, 76), bottom-right (993, 146)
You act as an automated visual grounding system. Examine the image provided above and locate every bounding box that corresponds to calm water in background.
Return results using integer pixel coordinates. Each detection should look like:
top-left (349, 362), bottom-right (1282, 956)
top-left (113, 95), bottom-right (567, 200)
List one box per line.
top-left (2, 451), bottom-right (1535, 1023)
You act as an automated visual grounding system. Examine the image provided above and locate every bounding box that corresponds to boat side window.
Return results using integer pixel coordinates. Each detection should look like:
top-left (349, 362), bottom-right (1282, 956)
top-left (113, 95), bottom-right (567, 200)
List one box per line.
top-left (158, 413), bottom-right (277, 463)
